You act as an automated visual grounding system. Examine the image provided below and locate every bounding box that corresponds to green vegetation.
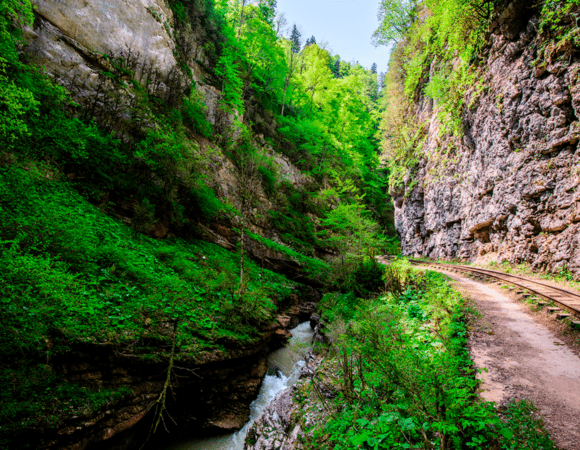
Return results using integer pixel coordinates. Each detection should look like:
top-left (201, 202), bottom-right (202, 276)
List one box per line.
top-left (294, 262), bottom-right (556, 449)
top-left (539, 0), bottom-right (580, 38)
top-left (246, 230), bottom-right (329, 279)
top-left (485, 260), bottom-right (580, 290)
top-left (0, 0), bottom-right (397, 446)
top-left (377, 0), bottom-right (580, 191)
top-left (376, 0), bottom-right (495, 192)
top-left (0, 163), bottom-right (299, 446)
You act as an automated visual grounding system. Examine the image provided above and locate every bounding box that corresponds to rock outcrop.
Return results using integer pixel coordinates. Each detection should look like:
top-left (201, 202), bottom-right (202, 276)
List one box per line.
top-left (394, 10), bottom-right (580, 276)
top-left (245, 354), bottom-right (325, 450)
top-left (23, 0), bottom-right (320, 280)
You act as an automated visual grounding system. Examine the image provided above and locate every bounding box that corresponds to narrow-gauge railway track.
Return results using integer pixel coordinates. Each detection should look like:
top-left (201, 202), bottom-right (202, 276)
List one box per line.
top-left (404, 259), bottom-right (580, 323)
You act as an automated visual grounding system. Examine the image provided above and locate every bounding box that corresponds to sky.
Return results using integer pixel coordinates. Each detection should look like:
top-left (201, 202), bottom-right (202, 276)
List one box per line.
top-left (275, 0), bottom-right (392, 72)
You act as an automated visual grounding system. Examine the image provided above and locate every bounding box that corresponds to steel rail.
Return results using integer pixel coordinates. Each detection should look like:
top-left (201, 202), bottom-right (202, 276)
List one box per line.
top-left (405, 259), bottom-right (580, 318)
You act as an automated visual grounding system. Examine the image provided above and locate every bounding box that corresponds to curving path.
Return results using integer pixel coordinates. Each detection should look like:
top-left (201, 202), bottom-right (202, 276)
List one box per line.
top-left (409, 260), bottom-right (580, 320)
top-left (405, 261), bottom-right (580, 450)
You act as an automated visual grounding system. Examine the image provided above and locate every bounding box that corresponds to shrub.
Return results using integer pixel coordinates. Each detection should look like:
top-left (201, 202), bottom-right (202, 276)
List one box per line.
top-left (258, 165), bottom-right (276, 194)
top-left (190, 182), bottom-right (224, 219)
top-left (183, 92), bottom-right (213, 138)
top-left (351, 260), bottom-right (385, 296)
top-left (306, 266), bottom-right (557, 450)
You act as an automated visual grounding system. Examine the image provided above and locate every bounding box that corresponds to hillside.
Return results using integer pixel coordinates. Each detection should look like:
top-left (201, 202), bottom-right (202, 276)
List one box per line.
top-left (0, 0), bottom-right (395, 448)
top-left (3, 0), bottom-right (579, 449)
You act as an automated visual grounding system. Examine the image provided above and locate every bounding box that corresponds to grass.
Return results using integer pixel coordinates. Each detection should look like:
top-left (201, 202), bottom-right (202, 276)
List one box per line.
top-left (483, 260), bottom-right (580, 292)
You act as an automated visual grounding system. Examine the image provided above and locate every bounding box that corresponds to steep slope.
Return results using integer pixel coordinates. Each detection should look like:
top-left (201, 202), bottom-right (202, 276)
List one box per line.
top-left (385, 0), bottom-right (580, 277)
top-left (0, 0), bottom-right (396, 448)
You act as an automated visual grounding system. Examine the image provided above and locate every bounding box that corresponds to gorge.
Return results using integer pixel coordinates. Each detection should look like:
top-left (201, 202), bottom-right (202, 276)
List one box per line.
top-left (1, 0), bottom-right (579, 449)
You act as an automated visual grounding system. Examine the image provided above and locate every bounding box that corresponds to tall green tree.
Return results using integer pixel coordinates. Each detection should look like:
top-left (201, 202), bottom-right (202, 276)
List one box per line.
top-left (257, 0), bottom-right (277, 24)
top-left (372, 0), bottom-right (419, 45)
top-left (305, 35), bottom-right (317, 46)
top-left (281, 24), bottom-right (302, 116)
top-left (290, 24), bottom-right (302, 53)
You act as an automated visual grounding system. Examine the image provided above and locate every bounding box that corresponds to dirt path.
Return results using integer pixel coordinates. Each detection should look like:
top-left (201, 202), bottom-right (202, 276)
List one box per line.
top-left (441, 270), bottom-right (580, 450)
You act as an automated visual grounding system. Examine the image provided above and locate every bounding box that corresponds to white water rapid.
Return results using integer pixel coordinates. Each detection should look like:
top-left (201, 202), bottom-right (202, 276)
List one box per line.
top-left (156, 321), bottom-right (314, 450)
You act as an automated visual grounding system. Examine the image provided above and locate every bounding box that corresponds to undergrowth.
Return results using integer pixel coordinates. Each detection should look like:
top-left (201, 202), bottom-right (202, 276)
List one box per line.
top-left (295, 261), bottom-right (556, 449)
top-left (0, 163), bottom-right (296, 446)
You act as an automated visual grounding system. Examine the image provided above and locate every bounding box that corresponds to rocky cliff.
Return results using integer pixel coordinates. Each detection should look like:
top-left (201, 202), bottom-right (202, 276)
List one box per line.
top-left (24, 0), bottom-right (321, 274)
top-left (12, 1), bottom-right (324, 448)
top-left (393, 3), bottom-right (580, 277)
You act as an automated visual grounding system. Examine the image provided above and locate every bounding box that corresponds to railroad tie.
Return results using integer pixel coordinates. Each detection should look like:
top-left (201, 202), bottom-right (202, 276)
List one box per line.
top-left (556, 313), bottom-right (572, 320)
top-left (547, 307), bottom-right (561, 314)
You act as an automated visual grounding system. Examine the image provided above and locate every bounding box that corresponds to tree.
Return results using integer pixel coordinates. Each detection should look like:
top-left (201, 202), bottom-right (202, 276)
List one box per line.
top-left (371, 62), bottom-right (377, 74)
top-left (233, 146), bottom-right (261, 295)
top-left (305, 35), bottom-right (317, 47)
top-left (257, 0), bottom-right (277, 24)
top-left (319, 200), bottom-right (382, 261)
top-left (297, 44), bottom-right (334, 114)
top-left (332, 58), bottom-right (341, 78)
top-left (237, 0), bottom-right (247, 39)
top-left (290, 24), bottom-right (302, 54)
top-left (274, 11), bottom-right (287, 37)
top-left (372, 0), bottom-right (419, 45)
top-left (281, 24), bottom-right (302, 116)
top-left (378, 71), bottom-right (386, 90)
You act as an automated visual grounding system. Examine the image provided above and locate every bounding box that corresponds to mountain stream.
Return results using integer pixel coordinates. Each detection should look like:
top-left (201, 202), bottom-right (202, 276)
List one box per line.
top-left (156, 322), bottom-right (314, 450)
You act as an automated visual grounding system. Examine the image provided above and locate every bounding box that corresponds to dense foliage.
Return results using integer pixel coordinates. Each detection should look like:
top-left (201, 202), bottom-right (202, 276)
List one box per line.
top-left (0, 0), bottom-right (396, 446)
top-left (294, 263), bottom-right (556, 449)
top-left (0, 164), bottom-right (298, 446)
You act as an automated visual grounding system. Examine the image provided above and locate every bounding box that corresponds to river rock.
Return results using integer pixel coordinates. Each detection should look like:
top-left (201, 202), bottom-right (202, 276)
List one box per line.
top-left (245, 354), bottom-right (325, 450)
top-left (245, 387), bottom-right (299, 450)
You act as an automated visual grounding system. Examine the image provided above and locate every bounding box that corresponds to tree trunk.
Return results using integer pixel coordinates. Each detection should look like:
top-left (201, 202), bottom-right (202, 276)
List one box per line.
top-left (237, 0), bottom-right (247, 39)
top-left (239, 211), bottom-right (245, 295)
top-left (146, 319), bottom-right (178, 441)
top-left (281, 81), bottom-right (288, 117)
top-left (281, 52), bottom-right (295, 117)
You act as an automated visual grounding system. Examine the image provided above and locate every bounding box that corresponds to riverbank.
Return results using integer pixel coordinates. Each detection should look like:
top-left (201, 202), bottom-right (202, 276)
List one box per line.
top-left (245, 261), bottom-right (559, 449)
top-left (151, 322), bottom-right (314, 450)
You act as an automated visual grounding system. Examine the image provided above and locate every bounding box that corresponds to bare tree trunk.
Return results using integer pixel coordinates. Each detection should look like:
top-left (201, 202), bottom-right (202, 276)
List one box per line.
top-left (237, 0), bottom-right (247, 39)
top-left (281, 53), bottom-right (295, 117)
top-left (142, 319), bottom-right (178, 449)
top-left (239, 213), bottom-right (245, 295)
top-left (281, 81), bottom-right (288, 117)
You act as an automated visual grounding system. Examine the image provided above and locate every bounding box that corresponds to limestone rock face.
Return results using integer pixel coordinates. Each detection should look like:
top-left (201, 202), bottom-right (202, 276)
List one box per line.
top-left (27, 0), bottom-right (177, 95)
top-left (33, 0), bottom-right (176, 73)
top-left (394, 16), bottom-right (580, 276)
top-left (23, 0), bottom-right (313, 277)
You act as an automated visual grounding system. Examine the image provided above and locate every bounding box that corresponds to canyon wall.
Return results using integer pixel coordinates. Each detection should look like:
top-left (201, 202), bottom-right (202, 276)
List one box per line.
top-left (17, 1), bottom-right (321, 448)
top-left (393, 6), bottom-right (580, 276)
top-left (24, 0), bottom-right (318, 272)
